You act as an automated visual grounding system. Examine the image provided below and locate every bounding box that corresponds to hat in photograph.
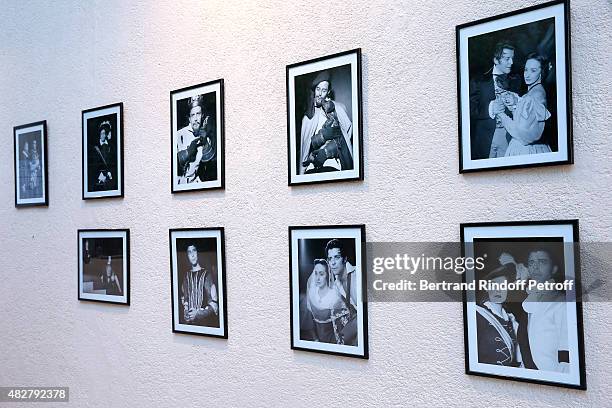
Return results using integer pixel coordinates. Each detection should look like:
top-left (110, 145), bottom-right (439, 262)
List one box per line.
top-left (483, 263), bottom-right (516, 281)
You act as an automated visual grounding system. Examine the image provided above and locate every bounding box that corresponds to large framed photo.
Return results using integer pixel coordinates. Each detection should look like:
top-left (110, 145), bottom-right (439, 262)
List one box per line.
top-left (461, 220), bottom-right (586, 389)
top-left (169, 228), bottom-right (228, 338)
top-left (289, 225), bottom-right (368, 358)
top-left (457, 0), bottom-right (572, 172)
top-left (78, 229), bottom-right (130, 305)
top-left (14, 120), bottom-right (48, 207)
top-left (82, 103), bottom-right (124, 199)
top-left (170, 79), bottom-right (225, 193)
top-left (286, 49), bottom-right (363, 185)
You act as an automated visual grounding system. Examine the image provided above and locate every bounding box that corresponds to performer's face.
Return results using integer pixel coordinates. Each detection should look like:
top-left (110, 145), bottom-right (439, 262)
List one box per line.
top-left (494, 49), bottom-right (514, 74)
top-left (524, 58), bottom-right (542, 85)
top-left (187, 245), bottom-right (199, 266)
top-left (189, 106), bottom-right (203, 132)
top-left (313, 263), bottom-right (328, 288)
top-left (528, 250), bottom-right (557, 283)
top-left (327, 247), bottom-right (346, 276)
top-left (105, 264), bottom-right (112, 277)
top-left (99, 129), bottom-right (110, 144)
top-left (314, 81), bottom-right (330, 108)
top-left (487, 276), bottom-right (508, 303)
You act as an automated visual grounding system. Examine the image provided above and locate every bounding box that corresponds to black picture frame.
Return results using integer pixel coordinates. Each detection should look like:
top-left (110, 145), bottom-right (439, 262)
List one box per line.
top-left (460, 219), bottom-right (586, 390)
top-left (456, 0), bottom-right (573, 173)
top-left (81, 102), bottom-right (125, 199)
top-left (14, 120), bottom-right (49, 207)
top-left (77, 229), bottom-right (130, 305)
top-left (286, 48), bottom-right (364, 186)
top-left (170, 79), bottom-right (225, 194)
top-left (288, 224), bottom-right (369, 359)
top-left (169, 227), bottom-right (228, 339)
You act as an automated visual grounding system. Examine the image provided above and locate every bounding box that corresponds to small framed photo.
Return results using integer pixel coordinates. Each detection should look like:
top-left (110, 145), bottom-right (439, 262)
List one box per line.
top-left (289, 225), bottom-right (368, 358)
top-left (78, 229), bottom-right (130, 305)
top-left (461, 220), bottom-right (586, 389)
top-left (170, 79), bottom-right (225, 193)
top-left (169, 228), bottom-right (228, 338)
top-left (286, 49), bottom-right (363, 185)
top-left (14, 120), bottom-right (48, 207)
top-left (82, 103), bottom-right (124, 199)
top-left (457, 0), bottom-right (572, 172)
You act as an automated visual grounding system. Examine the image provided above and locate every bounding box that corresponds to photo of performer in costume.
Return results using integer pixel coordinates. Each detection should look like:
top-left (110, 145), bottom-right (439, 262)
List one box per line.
top-left (100, 256), bottom-right (122, 296)
top-left (78, 232), bottom-right (128, 304)
top-left (305, 259), bottom-right (354, 344)
top-left (299, 71), bottom-right (353, 175)
top-left (469, 41), bottom-right (522, 159)
top-left (176, 95), bottom-right (217, 184)
top-left (88, 119), bottom-right (118, 192)
top-left (494, 54), bottom-right (553, 156)
top-left (18, 137), bottom-right (43, 199)
top-left (476, 263), bottom-right (522, 367)
top-left (179, 243), bottom-right (219, 328)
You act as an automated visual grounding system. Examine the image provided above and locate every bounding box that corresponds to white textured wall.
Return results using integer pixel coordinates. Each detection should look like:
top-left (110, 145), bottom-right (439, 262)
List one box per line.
top-left (1, 1), bottom-right (610, 407)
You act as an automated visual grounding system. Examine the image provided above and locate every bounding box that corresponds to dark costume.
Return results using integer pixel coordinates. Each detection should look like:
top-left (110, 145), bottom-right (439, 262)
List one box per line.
top-left (476, 302), bottom-right (521, 367)
top-left (469, 72), bottom-right (521, 159)
top-left (89, 140), bottom-right (117, 191)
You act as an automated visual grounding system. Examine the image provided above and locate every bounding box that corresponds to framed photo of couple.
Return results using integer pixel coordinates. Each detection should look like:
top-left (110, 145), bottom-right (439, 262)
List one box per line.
top-left (14, 120), bottom-right (48, 207)
top-left (169, 228), bottom-right (228, 338)
top-left (289, 225), bottom-right (368, 359)
top-left (461, 220), bottom-right (586, 389)
top-left (286, 49), bottom-right (363, 186)
top-left (457, 0), bottom-right (573, 172)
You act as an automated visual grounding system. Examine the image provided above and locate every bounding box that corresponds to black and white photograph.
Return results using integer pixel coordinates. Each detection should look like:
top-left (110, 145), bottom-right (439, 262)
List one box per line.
top-left (82, 103), bottom-right (124, 199)
top-left (14, 120), bottom-right (48, 207)
top-left (78, 229), bottom-right (129, 305)
top-left (289, 225), bottom-right (368, 358)
top-left (286, 49), bottom-right (363, 185)
top-left (171, 79), bottom-right (224, 193)
top-left (461, 220), bottom-right (586, 389)
top-left (170, 228), bottom-right (227, 338)
top-left (457, 0), bottom-right (572, 172)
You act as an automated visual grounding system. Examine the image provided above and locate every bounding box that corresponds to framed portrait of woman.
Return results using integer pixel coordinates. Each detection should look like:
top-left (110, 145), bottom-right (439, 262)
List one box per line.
top-left (14, 120), bottom-right (48, 207)
top-left (289, 224), bottom-right (368, 358)
top-left (82, 103), bottom-right (124, 199)
top-left (78, 229), bottom-right (130, 305)
top-left (286, 49), bottom-right (363, 185)
top-left (461, 220), bottom-right (586, 389)
top-left (169, 228), bottom-right (228, 338)
top-left (457, 0), bottom-right (573, 172)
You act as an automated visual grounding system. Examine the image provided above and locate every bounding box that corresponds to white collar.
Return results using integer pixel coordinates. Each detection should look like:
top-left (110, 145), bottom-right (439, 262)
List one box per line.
top-left (492, 66), bottom-right (505, 76)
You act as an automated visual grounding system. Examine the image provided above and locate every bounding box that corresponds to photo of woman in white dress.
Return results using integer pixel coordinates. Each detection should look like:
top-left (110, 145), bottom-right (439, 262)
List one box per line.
top-left (492, 53), bottom-right (553, 156)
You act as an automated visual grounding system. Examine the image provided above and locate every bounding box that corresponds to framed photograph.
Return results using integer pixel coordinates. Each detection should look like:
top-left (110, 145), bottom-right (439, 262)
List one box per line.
top-left (170, 79), bottom-right (225, 193)
top-left (14, 120), bottom-right (48, 207)
top-left (461, 220), bottom-right (586, 389)
top-left (78, 229), bottom-right (130, 305)
top-left (286, 49), bottom-right (363, 185)
top-left (457, 0), bottom-right (572, 172)
top-left (289, 225), bottom-right (368, 358)
top-left (82, 103), bottom-right (124, 199)
top-left (169, 228), bottom-right (228, 338)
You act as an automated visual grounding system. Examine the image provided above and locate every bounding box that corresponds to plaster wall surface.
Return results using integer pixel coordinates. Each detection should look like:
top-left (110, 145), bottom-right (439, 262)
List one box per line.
top-left (0, 1), bottom-right (610, 407)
